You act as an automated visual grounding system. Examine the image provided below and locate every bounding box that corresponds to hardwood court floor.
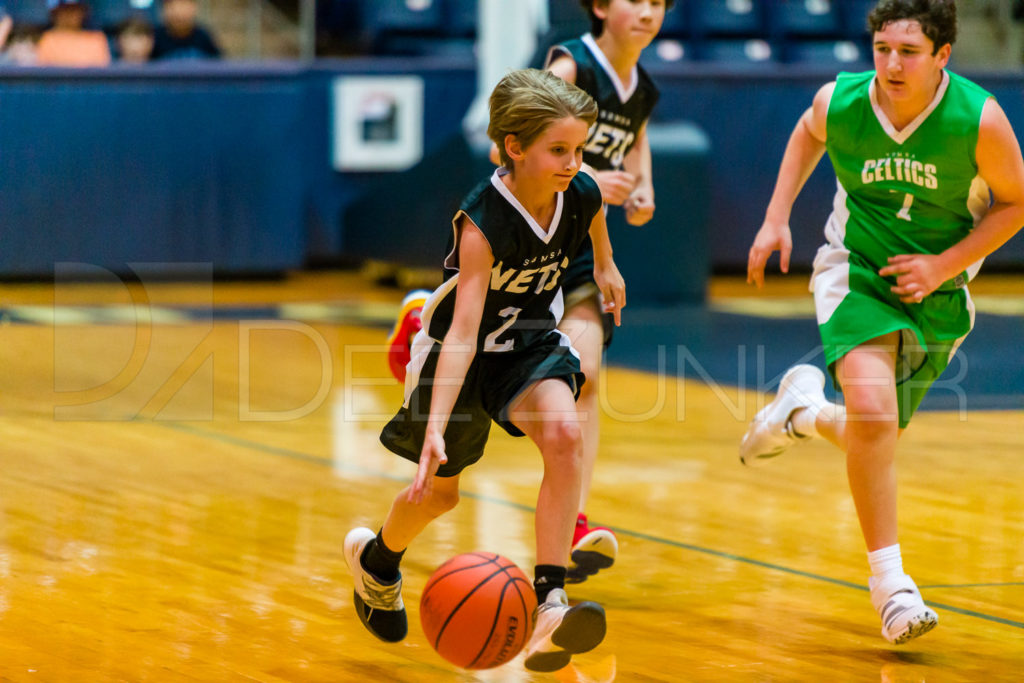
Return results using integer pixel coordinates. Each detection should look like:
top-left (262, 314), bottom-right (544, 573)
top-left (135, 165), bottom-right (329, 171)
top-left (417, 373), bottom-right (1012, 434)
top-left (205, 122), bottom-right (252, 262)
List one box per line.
top-left (0, 272), bottom-right (1021, 681)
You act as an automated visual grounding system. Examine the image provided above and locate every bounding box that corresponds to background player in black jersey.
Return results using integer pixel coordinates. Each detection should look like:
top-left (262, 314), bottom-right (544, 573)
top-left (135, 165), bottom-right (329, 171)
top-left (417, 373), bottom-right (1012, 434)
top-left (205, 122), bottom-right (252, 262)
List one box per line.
top-left (544, 0), bottom-right (670, 583)
top-left (347, 69), bottom-right (627, 673)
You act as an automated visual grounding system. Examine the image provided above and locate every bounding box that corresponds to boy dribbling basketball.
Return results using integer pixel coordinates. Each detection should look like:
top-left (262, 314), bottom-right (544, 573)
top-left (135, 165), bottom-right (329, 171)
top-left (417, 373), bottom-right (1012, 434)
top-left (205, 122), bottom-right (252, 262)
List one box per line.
top-left (346, 68), bottom-right (626, 672)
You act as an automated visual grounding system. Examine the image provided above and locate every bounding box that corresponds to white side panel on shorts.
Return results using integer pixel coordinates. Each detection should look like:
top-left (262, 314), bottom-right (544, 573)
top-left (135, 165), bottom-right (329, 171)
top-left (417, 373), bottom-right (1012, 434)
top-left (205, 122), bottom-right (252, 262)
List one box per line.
top-left (810, 241), bottom-right (852, 326)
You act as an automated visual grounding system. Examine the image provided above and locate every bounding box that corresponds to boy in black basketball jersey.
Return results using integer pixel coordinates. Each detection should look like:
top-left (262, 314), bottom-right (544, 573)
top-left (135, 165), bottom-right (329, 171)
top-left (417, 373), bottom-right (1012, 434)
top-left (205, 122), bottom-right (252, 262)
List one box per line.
top-left (346, 69), bottom-right (626, 673)
top-left (384, 3), bottom-right (670, 585)
top-left (546, 0), bottom-right (671, 583)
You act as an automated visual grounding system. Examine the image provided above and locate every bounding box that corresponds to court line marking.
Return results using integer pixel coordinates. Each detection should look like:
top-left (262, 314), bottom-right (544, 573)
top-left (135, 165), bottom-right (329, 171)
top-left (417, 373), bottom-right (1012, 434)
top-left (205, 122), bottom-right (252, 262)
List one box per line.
top-left (918, 582), bottom-right (1024, 589)
top-left (7, 293), bottom-right (1024, 326)
top-left (162, 421), bottom-right (1024, 632)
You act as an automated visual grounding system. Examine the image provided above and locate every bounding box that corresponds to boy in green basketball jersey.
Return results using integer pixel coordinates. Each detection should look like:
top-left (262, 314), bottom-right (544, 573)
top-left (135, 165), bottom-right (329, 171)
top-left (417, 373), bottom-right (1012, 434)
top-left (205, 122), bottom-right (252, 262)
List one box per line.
top-left (741, 0), bottom-right (1024, 644)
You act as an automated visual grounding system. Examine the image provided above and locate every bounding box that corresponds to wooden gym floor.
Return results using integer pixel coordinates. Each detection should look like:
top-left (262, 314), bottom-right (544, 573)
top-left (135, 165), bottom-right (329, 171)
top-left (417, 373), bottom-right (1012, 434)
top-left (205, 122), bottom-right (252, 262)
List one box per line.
top-left (0, 271), bottom-right (1021, 681)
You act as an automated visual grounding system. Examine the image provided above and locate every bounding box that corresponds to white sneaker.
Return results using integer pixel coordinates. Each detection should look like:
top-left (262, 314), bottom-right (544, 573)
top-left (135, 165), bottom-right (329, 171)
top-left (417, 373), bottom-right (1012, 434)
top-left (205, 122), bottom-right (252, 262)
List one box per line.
top-left (523, 588), bottom-right (606, 672)
top-left (739, 364), bottom-right (826, 466)
top-left (869, 573), bottom-right (938, 644)
top-left (344, 527), bottom-right (407, 642)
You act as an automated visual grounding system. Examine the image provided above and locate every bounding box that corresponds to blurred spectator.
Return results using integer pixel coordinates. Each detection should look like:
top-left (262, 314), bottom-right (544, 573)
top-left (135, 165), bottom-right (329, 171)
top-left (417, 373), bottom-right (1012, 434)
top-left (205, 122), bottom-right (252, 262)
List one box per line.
top-left (116, 16), bottom-right (154, 63)
top-left (0, 9), bottom-right (10, 52)
top-left (0, 23), bottom-right (42, 65)
top-left (152, 0), bottom-right (221, 60)
top-left (37, 0), bottom-right (111, 67)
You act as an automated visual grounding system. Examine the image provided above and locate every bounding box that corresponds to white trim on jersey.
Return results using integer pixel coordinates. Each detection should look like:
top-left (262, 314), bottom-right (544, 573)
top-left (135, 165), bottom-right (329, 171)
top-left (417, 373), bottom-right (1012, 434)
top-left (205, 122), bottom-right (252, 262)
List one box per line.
top-left (824, 178), bottom-right (851, 248)
top-left (545, 43), bottom-right (568, 69)
top-left (581, 33), bottom-right (638, 104)
top-left (446, 210), bottom-right (492, 272)
top-left (417, 273), bottom-right (459, 348)
top-left (443, 212), bottom-right (462, 271)
top-left (490, 168), bottom-right (563, 244)
top-left (809, 240), bottom-right (851, 327)
top-left (868, 70), bottom-right (949, 145)
top-left (964, 174), bottom-right (990, 282)
top-left (556, 326), bottom-right (582, 365)
top-left (950, 289), bottom-right (976, 365)
top-left (402, 328), bottom-right (435, 408)
top-left (550, 286), bottom-right (565, 325)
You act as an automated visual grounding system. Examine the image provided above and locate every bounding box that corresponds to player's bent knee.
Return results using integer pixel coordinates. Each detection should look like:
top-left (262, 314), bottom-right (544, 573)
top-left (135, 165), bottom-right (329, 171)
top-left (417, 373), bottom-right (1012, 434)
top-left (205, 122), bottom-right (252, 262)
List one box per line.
top-left (541, 420), bottom-right (583, 461)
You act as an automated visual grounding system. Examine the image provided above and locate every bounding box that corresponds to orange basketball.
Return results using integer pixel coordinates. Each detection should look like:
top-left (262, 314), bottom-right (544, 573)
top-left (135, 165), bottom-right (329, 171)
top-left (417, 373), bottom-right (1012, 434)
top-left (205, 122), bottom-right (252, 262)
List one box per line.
top-left (420, 552), bottom-right (537, 669)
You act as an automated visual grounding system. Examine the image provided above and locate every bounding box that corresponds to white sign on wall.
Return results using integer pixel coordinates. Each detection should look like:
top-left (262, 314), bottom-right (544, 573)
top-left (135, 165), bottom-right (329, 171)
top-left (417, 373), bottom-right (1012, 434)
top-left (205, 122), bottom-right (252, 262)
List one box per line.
top-left (332, 76), bottom-right (424, 172)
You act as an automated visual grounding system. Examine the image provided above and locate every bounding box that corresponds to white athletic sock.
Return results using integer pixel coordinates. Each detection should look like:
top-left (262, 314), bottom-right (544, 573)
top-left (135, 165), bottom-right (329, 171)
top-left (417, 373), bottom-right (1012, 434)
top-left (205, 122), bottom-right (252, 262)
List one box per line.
top-left (867, 543), bottom-right (904, 580)
top-left (790, 401), bottom-right (844, 439)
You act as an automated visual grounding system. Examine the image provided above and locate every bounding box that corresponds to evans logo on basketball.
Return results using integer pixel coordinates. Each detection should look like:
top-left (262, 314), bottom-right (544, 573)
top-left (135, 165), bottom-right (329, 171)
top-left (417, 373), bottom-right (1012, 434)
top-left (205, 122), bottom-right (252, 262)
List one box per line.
top-left (493, 615), bottom-right (520, 664)
top-left (490, 258), bottom-right (569, 294)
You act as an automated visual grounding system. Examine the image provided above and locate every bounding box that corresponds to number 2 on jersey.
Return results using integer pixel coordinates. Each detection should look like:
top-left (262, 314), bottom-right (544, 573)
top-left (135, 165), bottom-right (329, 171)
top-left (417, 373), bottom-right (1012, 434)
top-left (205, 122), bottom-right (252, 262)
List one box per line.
top-left (484, 306), bottom-right (521, 352)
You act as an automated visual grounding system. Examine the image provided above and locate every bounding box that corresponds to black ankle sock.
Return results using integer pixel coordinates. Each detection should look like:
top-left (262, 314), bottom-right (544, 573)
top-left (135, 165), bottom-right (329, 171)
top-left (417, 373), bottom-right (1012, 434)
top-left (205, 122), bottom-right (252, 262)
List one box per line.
top-left (533, 564), bottom-right (567, 604)
top-left (361, 529), bottom-right (404, 582)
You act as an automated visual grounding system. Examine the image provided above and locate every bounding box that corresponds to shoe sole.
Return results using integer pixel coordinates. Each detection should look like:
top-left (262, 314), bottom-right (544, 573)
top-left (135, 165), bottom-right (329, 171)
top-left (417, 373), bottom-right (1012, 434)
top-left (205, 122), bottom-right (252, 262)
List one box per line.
top-left (351, 590), bottom-right (407, 643)
top-left (887, 611), bottom-right (938, 645)
top-left (524, 602), bottom-right (606, 672)
top-left (739, 365), bottom-right (824, 466)
top-left (567, 530), bottom-right (617, 583)
top-left (566, 550), bottom-right (615, 584)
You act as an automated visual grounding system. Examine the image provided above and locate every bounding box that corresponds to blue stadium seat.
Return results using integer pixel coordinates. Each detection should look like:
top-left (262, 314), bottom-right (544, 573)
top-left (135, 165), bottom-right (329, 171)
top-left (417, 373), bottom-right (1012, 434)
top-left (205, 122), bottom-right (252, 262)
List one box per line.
top-left (445, 0), bottom-right (476, 38)
top-left (5, 0), bottom-right (156, 29)
top-left (378, 35), bottom-right (474, 58)
top-left (692, 0), bottom-right (765, 37)
top-left (357, 0), bottom-right (446, 54)
top-left (548, 0), bottom-right (586, 30)
top-left (638, 39), bottom-right (691, 67)
top-left (773, 0), bottom-right (840, 37)
top-left (840, 0), bottom-right (876, 39)
top-left (5, 0), bottom-right (50, 26)
top-left (698, 38), bottom-right (776, 65)
top-left (783, 39), bottom-right (869, 67)
top-left (359, 0), bottom-right (444, 36)
top-left (92, 0), bottom-right (159, 29)
top-left (659, 3), bottom-right (689, 39)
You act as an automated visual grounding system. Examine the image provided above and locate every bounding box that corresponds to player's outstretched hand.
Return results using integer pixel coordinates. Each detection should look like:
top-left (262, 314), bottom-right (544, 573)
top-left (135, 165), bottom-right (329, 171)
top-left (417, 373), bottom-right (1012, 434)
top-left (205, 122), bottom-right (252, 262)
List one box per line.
top-left (747, 220), bottom-right (793, 288)
top-left (408, 429), bottom-right (448, 504)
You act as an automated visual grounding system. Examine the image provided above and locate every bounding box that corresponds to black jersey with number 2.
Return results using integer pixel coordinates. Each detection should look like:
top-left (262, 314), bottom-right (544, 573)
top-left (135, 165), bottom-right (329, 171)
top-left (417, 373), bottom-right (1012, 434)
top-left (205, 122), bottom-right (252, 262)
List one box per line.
top-left (421, 168), bottom-right (604, 353)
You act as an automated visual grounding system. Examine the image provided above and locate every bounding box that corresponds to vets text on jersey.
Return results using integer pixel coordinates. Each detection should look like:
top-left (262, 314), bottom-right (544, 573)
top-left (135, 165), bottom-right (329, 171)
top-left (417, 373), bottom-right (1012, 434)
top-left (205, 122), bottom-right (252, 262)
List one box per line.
top-left (491, 257), bottom-right (570, 295)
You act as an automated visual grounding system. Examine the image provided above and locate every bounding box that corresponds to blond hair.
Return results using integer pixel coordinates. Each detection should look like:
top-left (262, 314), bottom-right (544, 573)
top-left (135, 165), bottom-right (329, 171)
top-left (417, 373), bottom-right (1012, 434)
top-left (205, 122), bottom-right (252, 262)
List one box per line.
top-left (487, 68), bottom-right (598, 170)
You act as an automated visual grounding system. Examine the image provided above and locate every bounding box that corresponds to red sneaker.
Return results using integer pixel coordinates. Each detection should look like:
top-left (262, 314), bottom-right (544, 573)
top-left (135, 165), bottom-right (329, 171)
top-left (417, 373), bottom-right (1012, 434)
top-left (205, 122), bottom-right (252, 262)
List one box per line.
top-left (567, 513), bottom-right (617, 584)
top-left (385, 290), bottom-right (429, 383)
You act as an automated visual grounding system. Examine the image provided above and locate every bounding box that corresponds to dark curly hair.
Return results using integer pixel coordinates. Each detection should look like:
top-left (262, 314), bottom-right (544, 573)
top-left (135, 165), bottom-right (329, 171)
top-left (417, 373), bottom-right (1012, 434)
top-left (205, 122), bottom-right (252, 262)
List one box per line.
top-left (579, 0), bottom-right (676, 38)
top-left (868, 0), bottom-right (957, 54)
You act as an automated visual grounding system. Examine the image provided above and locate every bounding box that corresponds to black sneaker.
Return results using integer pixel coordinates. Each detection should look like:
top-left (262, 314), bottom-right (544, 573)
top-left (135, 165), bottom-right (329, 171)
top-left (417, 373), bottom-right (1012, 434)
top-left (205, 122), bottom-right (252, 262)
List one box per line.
top-left (344, 527), bottom-right (407, 642)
